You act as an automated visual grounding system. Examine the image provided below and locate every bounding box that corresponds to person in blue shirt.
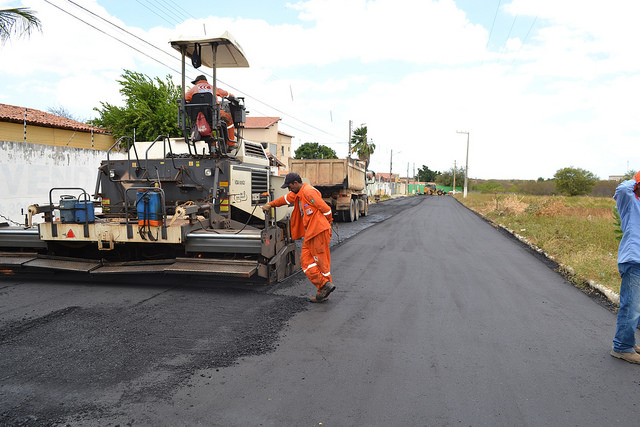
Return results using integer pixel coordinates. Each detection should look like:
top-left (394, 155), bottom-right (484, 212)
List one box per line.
top-left (611, 172), bottom-right (640, 364)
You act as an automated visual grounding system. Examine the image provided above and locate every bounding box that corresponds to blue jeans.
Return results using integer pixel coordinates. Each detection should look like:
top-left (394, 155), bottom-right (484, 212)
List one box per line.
top-left (613, 263), bottom-right (640, 353)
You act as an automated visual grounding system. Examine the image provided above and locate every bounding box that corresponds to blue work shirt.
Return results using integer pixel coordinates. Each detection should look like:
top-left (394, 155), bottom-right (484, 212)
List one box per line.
top-left (614, 179), bottom-right (640, 264)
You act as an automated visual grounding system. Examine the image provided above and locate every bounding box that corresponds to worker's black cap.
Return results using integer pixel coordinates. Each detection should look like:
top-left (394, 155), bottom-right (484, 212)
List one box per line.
top-left (191, 75), bottom-right (207, 84)
top-left (281, 172), bottom-right (302, 188)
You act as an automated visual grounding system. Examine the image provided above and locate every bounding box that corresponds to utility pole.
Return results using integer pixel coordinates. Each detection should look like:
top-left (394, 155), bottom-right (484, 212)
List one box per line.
top-left (390, 149), bottom-right (393, 195)
top-left (406, 163), bottom-right (409, 195)
top-left (348, 120), bottom-right (352, 158)
top-left (453, 160), bottom-right (456, 193)
top-left (413, 163), bottom-right (416, 193)
top-left (456, 131), bottom-right (470, 198)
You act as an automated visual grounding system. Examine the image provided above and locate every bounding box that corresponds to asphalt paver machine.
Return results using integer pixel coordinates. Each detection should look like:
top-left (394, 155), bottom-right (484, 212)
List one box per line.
top-left (0, 33), bottom-right (300, 284)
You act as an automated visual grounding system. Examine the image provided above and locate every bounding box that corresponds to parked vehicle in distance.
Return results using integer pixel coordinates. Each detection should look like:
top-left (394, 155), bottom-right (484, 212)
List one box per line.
top-left (289, 157), bottom-right (374, 222)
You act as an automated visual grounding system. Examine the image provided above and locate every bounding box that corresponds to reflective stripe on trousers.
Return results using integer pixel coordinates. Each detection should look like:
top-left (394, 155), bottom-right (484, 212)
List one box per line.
top-left (300, 228), bottom-right (332, 290)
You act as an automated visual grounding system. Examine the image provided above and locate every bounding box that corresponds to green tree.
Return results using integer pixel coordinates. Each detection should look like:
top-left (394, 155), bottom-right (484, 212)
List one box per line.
top-left (436, 167), bottom-right (465, 188)
top-left (417, 165), bottom-right (440, 182)
top-left (0, 7), bottom-right (41, 44)
top-left (553, 167), bottom-right (599, 196)
top-left (622, 170), bottom-right (637, 180)
top-left (294, 142), bottom-right (337, 159)
top-left (350, 125), bottom-right (375, 167)
top-left (93, 70), bottom-right (182, 142)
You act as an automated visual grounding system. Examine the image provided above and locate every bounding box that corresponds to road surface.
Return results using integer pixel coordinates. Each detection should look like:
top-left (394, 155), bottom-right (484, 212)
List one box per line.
top-left (1, 196), bottom-right (637, 426)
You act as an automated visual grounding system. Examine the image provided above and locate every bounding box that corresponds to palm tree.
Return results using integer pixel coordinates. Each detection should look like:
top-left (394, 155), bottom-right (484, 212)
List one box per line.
top-left (0, 7), bottom-right (41, 45)
top-left (350, 125), bottom-right (375, 168)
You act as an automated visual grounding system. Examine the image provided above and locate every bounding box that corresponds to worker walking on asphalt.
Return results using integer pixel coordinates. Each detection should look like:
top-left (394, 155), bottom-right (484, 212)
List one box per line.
top-left (262, 173), bottom-right (336, 303)
top-left (611, 171), bottom-right (640, 364)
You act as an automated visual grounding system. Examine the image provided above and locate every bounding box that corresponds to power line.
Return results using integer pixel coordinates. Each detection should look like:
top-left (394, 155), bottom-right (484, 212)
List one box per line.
top-left (509, 16), bottom-right (538, 61)
top-left (65, 0), bottom-right (181, 64)
top-left (143, 0), bottom-right (184, 23)
top-left (133, 0), bottom-right (181, 27)
top-left (155, 0), bottom-right (196, 21)
top-left (522, 16), bottom-right (538, 46)
top-left (505, 15), bottom-right (518, 44)
top-left (44, 0), bottom-right (183, 74)
top-left (486, 0), bottom-right (502, 48)
top-left (48, 0), bottom-right (338, 139)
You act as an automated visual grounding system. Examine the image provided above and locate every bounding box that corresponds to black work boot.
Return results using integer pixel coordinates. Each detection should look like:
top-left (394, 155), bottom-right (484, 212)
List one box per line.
top-left (318, 282), bottom-right (336, 299)
top-left (309, 282), bottom-right (336, 303)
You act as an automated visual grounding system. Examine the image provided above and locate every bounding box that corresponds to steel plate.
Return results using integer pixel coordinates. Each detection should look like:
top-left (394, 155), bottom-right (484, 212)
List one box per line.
top-left (91, 260), bottom-right (176, 275)
top-left (23, 257), bottom-right (101, 273)
top-left (165, 259), bottom-right (257, 277)
top-left (0, 253), bottom-right (38, 266)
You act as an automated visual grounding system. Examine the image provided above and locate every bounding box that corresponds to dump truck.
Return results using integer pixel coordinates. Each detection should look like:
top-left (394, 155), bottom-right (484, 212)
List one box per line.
top-left (0, 33), bottom-right (300, 284)
top-left (288, 157), bottom-right (372, 222)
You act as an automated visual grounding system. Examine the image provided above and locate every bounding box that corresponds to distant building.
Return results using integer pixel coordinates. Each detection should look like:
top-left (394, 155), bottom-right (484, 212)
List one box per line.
top-left (0, 103), bottom-right (113, 150)
top-left (375, 172), bottom-right (400, 183)
top-left (242, 117), bottom-right (293, 171)
top-left (0, 104), bottom-right (122, 223)
top-left (608, 175), bottom-right (624, 182)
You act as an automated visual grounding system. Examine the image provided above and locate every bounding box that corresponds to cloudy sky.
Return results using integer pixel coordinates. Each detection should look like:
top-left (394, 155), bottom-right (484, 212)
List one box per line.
top-left (1, 0), bottom-right (638, 180)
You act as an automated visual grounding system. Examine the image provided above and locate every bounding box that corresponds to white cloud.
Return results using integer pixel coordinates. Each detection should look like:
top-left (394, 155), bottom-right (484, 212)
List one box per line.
top-left (286, 0), bottom-right (488, 65)
top-left (1, 0), bottom-right (140, 113)
top-left (1, 0), bottom-right (638, 179)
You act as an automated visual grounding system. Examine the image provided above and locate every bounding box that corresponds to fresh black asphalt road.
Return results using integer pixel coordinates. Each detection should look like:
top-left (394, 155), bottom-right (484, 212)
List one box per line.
top-left (1, 196), bottom-right (638, 426)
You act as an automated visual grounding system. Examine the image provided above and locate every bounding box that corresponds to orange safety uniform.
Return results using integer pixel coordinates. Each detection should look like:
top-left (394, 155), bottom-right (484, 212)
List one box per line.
top-left (185, 81), bottom-right (236, 146)
top-left (270, 183), bottom-right (334, 291)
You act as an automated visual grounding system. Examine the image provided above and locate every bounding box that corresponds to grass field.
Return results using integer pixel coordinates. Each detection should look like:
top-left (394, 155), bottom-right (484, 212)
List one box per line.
top-left (454, 193), bottom-right (621, 295)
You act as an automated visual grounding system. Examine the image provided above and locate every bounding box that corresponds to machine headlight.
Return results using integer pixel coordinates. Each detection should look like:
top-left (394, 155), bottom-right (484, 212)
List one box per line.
top-left (109, 169), bottom-right (116, 178)
top-left (204, 168), bottom-right (212, 177)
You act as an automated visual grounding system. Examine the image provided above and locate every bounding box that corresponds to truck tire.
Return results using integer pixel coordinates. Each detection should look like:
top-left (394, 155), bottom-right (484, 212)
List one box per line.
top-left (354, 199), bottom-right (360, 221)
top-left (348, 199), bottom-right (356, 222)
top-left (361, 198), bottom-right (368, 217)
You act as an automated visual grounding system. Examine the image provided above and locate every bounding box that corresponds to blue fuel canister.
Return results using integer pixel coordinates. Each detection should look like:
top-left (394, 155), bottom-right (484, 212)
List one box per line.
top-left (59, 196), bottom-right (77, 223)
top-left (74, 201), bottom-right (95, 223)
top-left (137, 190), bottom-right (162, 226)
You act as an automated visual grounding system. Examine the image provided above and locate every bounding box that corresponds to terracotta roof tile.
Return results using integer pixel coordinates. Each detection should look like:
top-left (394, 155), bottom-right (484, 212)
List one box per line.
top-left (243, 116), bottom-right (280, 129)
top-left (0, 103), bottom-right (109, 134)
top-left (376, 172), bottom-right (399, 181)
top-left (266, 152), bottom-right (287, 167)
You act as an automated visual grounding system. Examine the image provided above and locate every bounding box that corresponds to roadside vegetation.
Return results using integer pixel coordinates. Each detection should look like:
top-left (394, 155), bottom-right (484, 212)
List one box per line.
top-left (454, 193), bottom-right (620, 294)
top-left (443, 168), bottom-right (639, 297)
top-left (349, 125), bottom-right (375, 169)
top-left (92, 70), bottom-right (182, 142)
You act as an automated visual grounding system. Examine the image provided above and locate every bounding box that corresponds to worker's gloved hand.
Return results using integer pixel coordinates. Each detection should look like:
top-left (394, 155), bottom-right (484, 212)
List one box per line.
top-left (261, 204), bottom-right (271, 212)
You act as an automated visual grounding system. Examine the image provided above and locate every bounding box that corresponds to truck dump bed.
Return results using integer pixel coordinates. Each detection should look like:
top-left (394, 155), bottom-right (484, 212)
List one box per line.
top-left (289, 158), bottom-right (366, 191)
